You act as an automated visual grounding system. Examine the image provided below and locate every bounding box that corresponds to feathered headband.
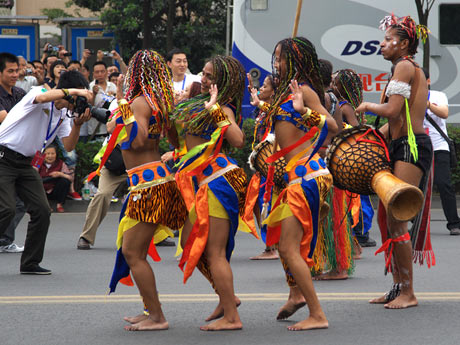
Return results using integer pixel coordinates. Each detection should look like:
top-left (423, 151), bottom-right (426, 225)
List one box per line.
top-left (379, 14), bottom-right (430, 44)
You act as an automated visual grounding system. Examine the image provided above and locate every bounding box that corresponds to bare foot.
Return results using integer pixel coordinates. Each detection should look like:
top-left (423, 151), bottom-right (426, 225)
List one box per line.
top-left (205, 296), bottom-right (241, 322)
top-left (200, 317), bottom-right (242, 331)
top-left (313, 270), bottom-right (348, 281)
top-left (277, 299), bottom-right (307, 320)
top-left (370, 284), bottom-right (401, 304)
top-left (249, 250), bottom-right (279, 260)
top-left (124, 317), bottom-right (169, 331)
top-left (369, 295), bottom-right (388, 304)
top-left (124, 313), bottom-right (148, 324)
top-left (384, 294), bottom-right (418, 309)
top-left (287, 316), bottom-right (329, 331)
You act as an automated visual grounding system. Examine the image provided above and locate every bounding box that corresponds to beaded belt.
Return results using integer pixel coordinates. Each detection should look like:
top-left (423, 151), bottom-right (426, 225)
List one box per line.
top-left (196, 154), bottom-right (239, 187)
top-left (287, 154), bottom-right (330, 185)
top-left (126, 161), bottom-right (175, 192)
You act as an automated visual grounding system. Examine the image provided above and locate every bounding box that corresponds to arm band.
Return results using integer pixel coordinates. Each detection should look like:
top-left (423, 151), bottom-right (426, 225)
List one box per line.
top-left (301, 107), bottom-right (326, 128)
top-left (257, 101), bottom-right (271, 113)
top-left (209, 103), bottom-right (230, 128)
top-left (118, 99), bottom-right (136, 125)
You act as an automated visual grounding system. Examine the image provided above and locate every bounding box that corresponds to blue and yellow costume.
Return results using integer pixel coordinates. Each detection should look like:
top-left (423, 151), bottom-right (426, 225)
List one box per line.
top-left (174, 103), bottom-right (258, 284)
top-left (260, 95), bottom-right (332, 286)
top-left (108, 99), bottom-right (187, 293)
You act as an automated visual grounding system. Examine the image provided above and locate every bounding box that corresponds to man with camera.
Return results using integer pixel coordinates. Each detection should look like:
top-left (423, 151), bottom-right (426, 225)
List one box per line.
top-left (0, 70), bottom-right (92, 275)
top-left (15, 56), bottom-right (38, 93)
top-left (87, 61), bottom-right (116, 138)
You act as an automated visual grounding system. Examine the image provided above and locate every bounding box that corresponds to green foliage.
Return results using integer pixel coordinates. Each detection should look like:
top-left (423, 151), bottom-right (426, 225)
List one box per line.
top-left (447, 125), bottom-right (460, 189)
top-left (41, 8), bottom-right (74, 22)
top-left (74, 140), bottom-right (103, 191)
top-left (69, 0), bottom-right (227, 73)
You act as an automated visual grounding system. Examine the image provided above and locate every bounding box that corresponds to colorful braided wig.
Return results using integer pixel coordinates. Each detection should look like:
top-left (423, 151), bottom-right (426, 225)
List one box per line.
top-left (270, 37), bottom-right (325, 115)
top-left (172, 55), bottom-right (246, 133)
top-left (379, 14), bottom-right (429, 56)
top-left (124, 50), bottom-right (175, 131)
top-left (332, 69), bottom-right (363, 110)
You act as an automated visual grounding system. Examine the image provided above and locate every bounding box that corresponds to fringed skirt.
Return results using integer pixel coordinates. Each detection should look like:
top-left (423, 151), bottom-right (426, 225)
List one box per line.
top-left (263, 154), bottom-right (332, 267)
top-left (177, 153), bottom-right (257, 283)
top-left (109, 161), bottom-right (187, 293)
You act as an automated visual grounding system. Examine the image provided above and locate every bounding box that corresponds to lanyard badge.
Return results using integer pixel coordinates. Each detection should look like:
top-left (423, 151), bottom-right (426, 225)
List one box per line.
top-left (31, 102), bottom-right (63, 168)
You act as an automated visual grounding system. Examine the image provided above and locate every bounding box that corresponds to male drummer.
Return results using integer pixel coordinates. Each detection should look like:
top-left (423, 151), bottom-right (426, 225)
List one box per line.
top-left (355, 15), bottom-right (432, 309)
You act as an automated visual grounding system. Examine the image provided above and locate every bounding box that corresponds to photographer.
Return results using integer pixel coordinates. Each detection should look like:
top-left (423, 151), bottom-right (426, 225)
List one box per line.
top-left (88, 61), bottom-right (116, 138)
top-left (15, 56), bottom-right (37, 93)
top-left (0, 70), bottom-right (92, 275)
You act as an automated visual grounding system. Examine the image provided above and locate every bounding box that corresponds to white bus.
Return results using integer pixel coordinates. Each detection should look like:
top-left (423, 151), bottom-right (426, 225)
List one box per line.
top-left (233, 0), bottom-right (460, 122)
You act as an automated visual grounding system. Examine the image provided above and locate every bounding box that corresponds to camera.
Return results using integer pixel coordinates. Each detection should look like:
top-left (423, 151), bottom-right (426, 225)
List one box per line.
top-left (46, 44), bottom-right (59, 53)
top-left (73, 96), bottom-right (111, 124)
top-left (25, 68), bottom-right (33, 75)
top-left (103, 51), bottom-right (114, 58)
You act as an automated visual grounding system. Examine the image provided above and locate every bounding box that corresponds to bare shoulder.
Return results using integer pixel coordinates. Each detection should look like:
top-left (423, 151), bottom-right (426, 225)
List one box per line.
top-left (131, 96), bottom-right (155, 117)
top-left (222, 104), bottom-right (236, 121)
top-left (392, 60), bottom-right (415, 83)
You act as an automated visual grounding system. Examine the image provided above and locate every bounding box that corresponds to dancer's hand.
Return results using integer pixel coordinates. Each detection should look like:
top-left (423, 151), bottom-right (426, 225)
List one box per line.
top-left (204, 84), bottom-right (218, 110)
top-left (249, 87), bottom-right (261, 107)
top-left (355, 102), bottom-right (369, 114)
top-left (289, 80), bottom-right (307, 114)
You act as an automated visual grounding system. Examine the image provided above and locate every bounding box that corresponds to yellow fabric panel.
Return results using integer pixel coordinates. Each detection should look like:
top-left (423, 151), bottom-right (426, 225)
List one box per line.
top-left (263, 202), bottom-right (294, 228)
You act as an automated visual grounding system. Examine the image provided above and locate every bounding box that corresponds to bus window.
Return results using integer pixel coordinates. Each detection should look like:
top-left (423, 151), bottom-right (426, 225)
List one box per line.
top-left (440, 4), bottom-right (460, 44)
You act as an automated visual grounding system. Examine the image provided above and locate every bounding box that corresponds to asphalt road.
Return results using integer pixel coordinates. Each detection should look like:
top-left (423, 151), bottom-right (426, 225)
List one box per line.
top-left (1, 208), bottom-right (460, 345)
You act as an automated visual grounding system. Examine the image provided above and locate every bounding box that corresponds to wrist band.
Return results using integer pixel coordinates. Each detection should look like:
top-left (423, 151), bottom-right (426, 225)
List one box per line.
top-left (118, 99), bottom-right (135, 125)
top-left (62, 89), bottom-right (70, 98)
top-left (301, 107), bottom-right (326, 128)
top-left (209, 103), bottom-right (230, 127)
top-left (257, 101), bottom-right (271, 113)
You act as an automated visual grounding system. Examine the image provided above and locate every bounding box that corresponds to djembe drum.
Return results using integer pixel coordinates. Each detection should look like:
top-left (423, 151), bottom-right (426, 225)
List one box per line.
top-left (326, 125), bottom-right (423, 222)
top-left (249, 137), bottom-right (287, 189)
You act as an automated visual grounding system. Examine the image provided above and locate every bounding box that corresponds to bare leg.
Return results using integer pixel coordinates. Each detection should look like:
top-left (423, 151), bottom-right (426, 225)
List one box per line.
top-left (276, 286), bottom-right (306, 320)
top-left (379, 161), bottom-right (422, 309)
top-left (122, 222), bottom-right (169, 331)
top-left (200, 216), bottom-right (242, 331)
top-left (278, 216), bottom-right (328, 331)
top-left (384, 217), bottom-right (417, 309)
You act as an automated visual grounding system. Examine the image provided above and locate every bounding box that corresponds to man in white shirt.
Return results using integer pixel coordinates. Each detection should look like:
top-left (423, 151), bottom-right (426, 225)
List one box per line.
top-left (0, 70), bottom-right (92, 274)
top-left (423, 68), bottom-right (460, 235)
top-left (15, 56), bottom-right (37, 93)
top-left (88, 61), bottom-right (116, 138)
top-left (166, 48), bottom-right (200, 97)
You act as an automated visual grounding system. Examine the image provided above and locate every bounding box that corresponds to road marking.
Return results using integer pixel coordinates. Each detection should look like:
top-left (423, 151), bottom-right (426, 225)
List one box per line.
top-left (1, 292), bottom-right (460, 304)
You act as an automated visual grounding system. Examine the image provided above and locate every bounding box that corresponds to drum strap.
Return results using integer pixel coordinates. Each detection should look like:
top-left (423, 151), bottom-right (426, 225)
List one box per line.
top-left (377, 57), bottom-right (420, 161)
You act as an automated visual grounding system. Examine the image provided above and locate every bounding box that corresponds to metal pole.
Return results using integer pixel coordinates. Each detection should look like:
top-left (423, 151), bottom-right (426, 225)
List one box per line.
top-left (226, 0), bottom-right (231, 55)
top-left (292, 0), bottom-right (303, 37)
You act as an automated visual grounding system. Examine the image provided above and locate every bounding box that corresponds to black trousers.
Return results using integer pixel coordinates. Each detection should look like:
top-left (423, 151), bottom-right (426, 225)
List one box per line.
top-left (0, 146), bottom-right (51, 269)
top-left (0, 195), bottom-right (26, 246)
top-left (45, 177), bottom-right (71, 204)
top-left (434, 150), bottom-right (460, 230)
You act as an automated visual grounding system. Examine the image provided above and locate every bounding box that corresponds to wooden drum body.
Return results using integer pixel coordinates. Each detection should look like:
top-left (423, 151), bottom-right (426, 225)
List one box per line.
top-left (326, 126), bottom-right (423, 222)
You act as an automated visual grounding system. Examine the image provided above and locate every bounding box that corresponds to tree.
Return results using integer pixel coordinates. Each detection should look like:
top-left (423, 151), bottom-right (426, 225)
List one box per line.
top-left (71, 0), bottom-right (228, 73)
top-left (415, 0), bottom-right (435, 71)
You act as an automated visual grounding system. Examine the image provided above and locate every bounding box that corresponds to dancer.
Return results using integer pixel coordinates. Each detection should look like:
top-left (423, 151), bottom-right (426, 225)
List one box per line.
top-left (107, 50), bottom-right (186, 330)
top-left (260, 37), bottom-right (338, 330)
top-left (174, 55), bottom-right (256, 331)
top-left (355, 15), bottom-right (433, 309)
top-left (246, 74), bottom-right (279, 260)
